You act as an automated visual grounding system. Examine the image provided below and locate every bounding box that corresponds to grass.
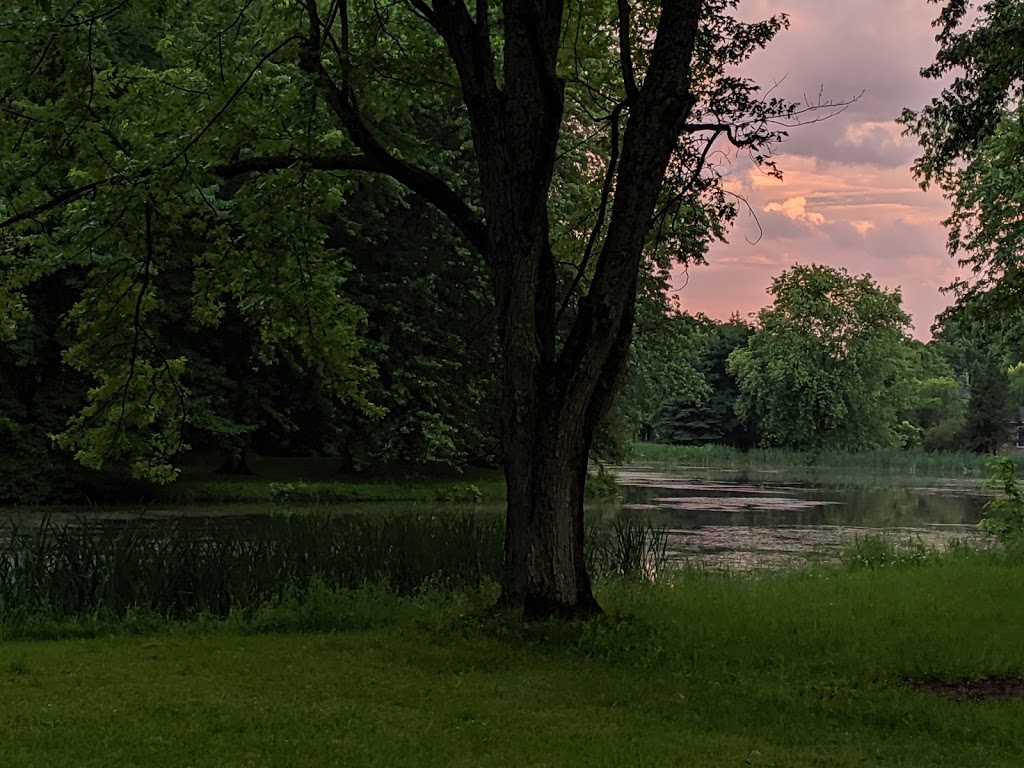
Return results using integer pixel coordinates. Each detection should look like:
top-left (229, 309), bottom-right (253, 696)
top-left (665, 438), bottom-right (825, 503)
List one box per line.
top-left (1, 553), bottom-right (1023, 766)
top-left (633, 442), bottom-right (1021, 476)
top-left (152, 465), bottom-right (616, 506)
top-left (0, 509), bottom-right (666, 627)
top-left (0, 513), bottom-right (505, 622)
top-left (155, 472), bottom-right (507, 506)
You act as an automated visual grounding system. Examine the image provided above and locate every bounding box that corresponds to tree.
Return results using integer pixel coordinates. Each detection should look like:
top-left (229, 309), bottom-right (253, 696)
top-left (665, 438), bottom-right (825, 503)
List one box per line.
top-left (900, 0), bottom-right (1024, 312)
top-left (894, 340), bottom-right (964, 451)
top-left (728, 265), bottom-right (911, 451)
top-left (0, 1), bottom-right (830, 617)
top-left (594, 280), bottom-right (707, 460)
top-left (656, 313), bottom-right (756, 448)
top-left (964, 354), bottom-right (1010, 453)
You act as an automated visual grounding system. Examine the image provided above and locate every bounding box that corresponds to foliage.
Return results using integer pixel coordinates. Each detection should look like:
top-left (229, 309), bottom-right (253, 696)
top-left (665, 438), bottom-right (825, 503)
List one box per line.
top-left (0, 274), bottom-right (88, 502)
top-left (840, 535), bottom-right (935, 569)
top-left (329, 195), bottom-right (500, 468)
top-left (0, 513), bottom-right (505, 620)
top-left (922, 417), bottom-right (967, 453)
top-left (0, 508), bottom-right (676, 621)
top-left (655, 313), bottom-right (756, 447)
top-left (632, 441), bottom-right (1004, 476)
top-left (901, 1), bottom-right (1024, 330)
top-left (980, 456), bottom-right (1024, 552)
top-left (0, 0), bottom-right (379, 482)
top-left (963, 355), bottom-right (1010, 453)
top-left (595, 288), bottom-right (708, 460)
top-left (157, 472), bottom-right (507, 506)
top-left (586, 514), bottom-right (668, 581)
top-left (927, 306), bottom-right (1024, 453)
top-left (1008, 362), bottom-right (1024, 412)
top-left (584, 470), bottom-right (622, 500)
top-left (894, 341), bottom-right (965, 451)
top-left (728, 264), bottom-right (911, 451)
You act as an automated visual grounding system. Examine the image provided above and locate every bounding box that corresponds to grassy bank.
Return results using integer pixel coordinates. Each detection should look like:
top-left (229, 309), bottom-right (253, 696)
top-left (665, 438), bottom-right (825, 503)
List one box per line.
top-left (633, 442), bottom-right (1020, 476)
top-left (155, 470), bottom-right (507, 506)
top-left (2, 553), bottom-right (1022, 766)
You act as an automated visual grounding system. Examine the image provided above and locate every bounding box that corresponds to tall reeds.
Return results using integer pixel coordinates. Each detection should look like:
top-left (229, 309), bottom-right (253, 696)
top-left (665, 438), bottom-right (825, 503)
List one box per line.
top-left (0, 513), bottom-right (504, 620)
top-left (0, 510), bottom-right (669, 622)
top-left (633, 443), bottom-right (1016, 475)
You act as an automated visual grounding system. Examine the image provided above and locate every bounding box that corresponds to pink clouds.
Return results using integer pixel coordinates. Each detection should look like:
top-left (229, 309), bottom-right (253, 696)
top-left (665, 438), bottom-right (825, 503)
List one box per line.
top-left (674, 0), bottom-right (965, 339)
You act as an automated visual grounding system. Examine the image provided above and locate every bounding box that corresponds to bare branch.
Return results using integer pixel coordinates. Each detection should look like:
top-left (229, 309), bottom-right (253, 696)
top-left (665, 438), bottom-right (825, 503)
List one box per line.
top-left (557, 101), bottom-right (627, 324)
top-left (683, 122), bottom-right (761, 147)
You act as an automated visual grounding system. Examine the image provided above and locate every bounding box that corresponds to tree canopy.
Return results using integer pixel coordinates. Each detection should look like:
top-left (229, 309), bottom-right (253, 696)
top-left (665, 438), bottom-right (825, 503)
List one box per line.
top-left (900, 0), bottom-right (1024, 310)
top-left (728, 265), bottom-right (911, 451)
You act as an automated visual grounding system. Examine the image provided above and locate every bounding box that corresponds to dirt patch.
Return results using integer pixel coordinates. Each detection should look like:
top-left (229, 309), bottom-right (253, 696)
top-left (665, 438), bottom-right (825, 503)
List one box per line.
top-left (907, 675), bottom-right (1024, 703)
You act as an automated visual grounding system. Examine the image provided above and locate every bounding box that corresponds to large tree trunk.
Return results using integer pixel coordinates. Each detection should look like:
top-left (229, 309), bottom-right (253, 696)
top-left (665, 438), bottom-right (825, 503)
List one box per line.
top-left (461, 0), bottom-right (702, 619)
top-left (496, 311), bottom-right (635, 618)
top-left (499, 404), bottom-right (598, 618)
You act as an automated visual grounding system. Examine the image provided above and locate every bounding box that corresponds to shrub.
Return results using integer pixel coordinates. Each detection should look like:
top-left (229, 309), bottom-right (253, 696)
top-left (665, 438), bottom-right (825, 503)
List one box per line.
top-left (979, 457), bottom-right (1024, 555)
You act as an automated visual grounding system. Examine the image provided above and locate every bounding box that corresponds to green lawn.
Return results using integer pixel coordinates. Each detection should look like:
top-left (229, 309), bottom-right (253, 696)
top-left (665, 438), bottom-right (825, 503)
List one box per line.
top-left (2, 555), bottom-right (1023, 766)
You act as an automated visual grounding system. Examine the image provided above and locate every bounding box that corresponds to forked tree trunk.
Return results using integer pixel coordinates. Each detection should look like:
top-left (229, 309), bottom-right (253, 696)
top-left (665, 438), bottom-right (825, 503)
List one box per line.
top-left (495, 296), bottom-right (636, 619)
top-left (462, 0), bottom-right (703, 619)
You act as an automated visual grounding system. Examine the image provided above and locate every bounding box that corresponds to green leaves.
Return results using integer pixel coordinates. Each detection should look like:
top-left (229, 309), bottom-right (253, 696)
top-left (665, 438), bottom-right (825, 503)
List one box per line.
top-left (56, 357), bottom-right (189, 484)
top-left (901, 1), bottom-right (1024, 304)
top-left (980, 456), bottom-right (1024, 549)
top-left (729, 265), bottom-right (912, 451)
top-left (0, 0), bottom-right (375, 477)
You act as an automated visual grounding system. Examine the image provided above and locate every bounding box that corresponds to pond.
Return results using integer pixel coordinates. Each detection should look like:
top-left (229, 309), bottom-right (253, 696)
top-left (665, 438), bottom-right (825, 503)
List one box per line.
top-left (611, 466), bottom-right (993, 570)
top-left (0, 467), bottom-right (998, 574)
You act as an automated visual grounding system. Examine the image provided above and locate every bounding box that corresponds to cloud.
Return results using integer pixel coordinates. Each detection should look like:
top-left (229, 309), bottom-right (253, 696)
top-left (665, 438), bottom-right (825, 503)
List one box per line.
top-left (763, 195), bottom-right (825, 225)
top-left (670, 1), bottom-right (972, 339)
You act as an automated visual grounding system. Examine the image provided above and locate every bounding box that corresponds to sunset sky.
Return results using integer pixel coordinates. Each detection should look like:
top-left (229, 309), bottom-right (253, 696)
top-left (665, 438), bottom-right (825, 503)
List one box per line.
top-left (676, 0), bottom-right (958, 339)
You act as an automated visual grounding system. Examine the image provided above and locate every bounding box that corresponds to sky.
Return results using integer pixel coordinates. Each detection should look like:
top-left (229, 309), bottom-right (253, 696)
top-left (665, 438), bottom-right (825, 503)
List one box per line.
top-left (673, 0), bottom-right (959, 339)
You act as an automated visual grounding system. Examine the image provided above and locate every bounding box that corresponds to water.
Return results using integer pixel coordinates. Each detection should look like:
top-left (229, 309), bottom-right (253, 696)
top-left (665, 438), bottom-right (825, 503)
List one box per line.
top-left (0, 469), bottom-right (997, 573)
top-left (611, 466), bottom-right (993, 570)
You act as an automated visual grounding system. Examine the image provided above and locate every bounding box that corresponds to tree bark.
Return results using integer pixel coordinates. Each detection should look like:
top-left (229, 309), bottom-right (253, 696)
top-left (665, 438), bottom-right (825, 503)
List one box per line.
top-left (497, 300), bottom-right (636, 618)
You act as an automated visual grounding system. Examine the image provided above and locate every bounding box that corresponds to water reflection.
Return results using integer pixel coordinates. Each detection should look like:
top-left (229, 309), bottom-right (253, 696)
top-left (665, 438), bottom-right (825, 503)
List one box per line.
top-left (612, 467), bottom-right (992, 570)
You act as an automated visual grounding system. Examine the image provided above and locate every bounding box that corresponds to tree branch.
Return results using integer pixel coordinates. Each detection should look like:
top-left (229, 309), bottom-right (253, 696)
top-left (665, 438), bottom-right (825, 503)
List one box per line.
top-left (424, 0), bottom-right (501, 115)
top-left (616, 0), bottom-right (639, 103)
top-left (556, 101), bottom-right (626, 325)
top-left (298, 15), bottom-right (488, 254)
top-left (682, 122), bottom-right (760, 147)
top-left (0, 177), bottom-right (110, 229)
